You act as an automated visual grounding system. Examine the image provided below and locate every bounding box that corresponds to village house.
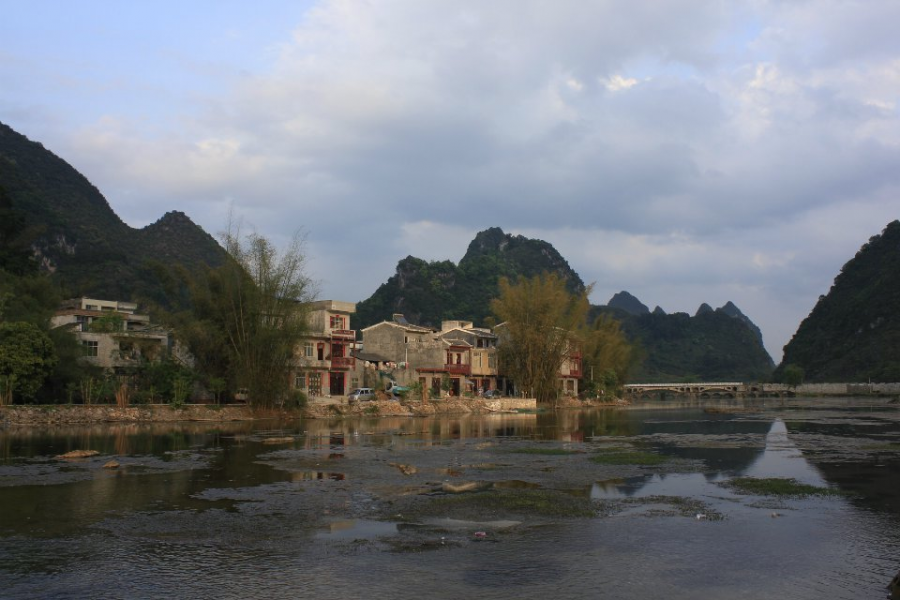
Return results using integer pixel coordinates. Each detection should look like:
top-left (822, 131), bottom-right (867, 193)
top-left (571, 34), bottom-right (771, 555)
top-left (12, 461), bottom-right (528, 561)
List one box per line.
top-left (291, 300), bottom-right (358, 398)
top-left (50, 298), bottom-right (170, 372)
top-left (360, 314), bottom-right (500, 397)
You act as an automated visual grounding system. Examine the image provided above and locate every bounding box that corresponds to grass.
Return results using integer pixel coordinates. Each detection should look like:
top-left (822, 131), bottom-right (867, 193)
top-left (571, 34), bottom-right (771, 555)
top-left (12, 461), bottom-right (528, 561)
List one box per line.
top-left (509, 447), bottom-right (581, 456)
top-left (724, 477), bottom-right (842, 497)
top-left (589, 448), bottom-right (667, 466)
top-left (423, 489), bottom-right (596, 518)
top-left (861, 442), bottom-right (900, 451)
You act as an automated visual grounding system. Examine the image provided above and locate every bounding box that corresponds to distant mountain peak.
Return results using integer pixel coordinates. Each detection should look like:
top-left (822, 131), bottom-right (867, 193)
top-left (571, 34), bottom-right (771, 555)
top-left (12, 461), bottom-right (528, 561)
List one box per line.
top-left (696, 303), bottom-right (714, 316)
top-left (355, 227), bottom-right (585, 329)
top-left (0, 121), bottom-right (225, 306)
top-left (607, 291), bottom-right (650, 315)
top-left (715, 301), bottom-right (764, 344)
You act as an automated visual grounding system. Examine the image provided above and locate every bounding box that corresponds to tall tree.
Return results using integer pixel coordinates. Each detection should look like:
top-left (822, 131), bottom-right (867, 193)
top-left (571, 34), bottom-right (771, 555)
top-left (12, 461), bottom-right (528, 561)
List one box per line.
top-left (491, 273), bottom-right (591, 402)
top-left (581, 313), bottom-right (636, 389)
top-left (184, 222), bottom-right (315, 407)
top-left (0, 321), bottom-right (57, 404)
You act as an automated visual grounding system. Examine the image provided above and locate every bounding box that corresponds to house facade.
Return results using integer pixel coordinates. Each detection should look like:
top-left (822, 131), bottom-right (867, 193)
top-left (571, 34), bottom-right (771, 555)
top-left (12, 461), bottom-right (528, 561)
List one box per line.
top-left (361, 315), bottom-right (500, 397)
top-left (50, 298), bottom-right (170, 372)
top-left (292, 300), bottom-right (359, 397)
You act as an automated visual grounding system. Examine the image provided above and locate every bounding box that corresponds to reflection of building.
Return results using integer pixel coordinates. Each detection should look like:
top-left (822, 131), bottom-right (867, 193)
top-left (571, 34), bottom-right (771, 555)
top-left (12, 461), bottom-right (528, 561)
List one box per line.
top-left (292, 301), bottom-right (358, 397)
top-left (51, 298), bottom-right (170, 372)
top-left (361, 315), bottom-right (499, 397)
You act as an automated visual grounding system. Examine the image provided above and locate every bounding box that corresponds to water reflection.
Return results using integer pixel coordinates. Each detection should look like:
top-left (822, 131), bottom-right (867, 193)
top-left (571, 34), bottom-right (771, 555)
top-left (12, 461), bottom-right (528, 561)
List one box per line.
top-left (742, 419), bottom-right (827, 485)
top-left (0, 403), bottom-right (898, 600)
top-left (592, 419), bottom-right (828, 500)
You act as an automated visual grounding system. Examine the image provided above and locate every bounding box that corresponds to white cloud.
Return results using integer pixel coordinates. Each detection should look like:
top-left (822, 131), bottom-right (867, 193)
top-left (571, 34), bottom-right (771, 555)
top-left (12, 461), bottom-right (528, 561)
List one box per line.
top-left (602, 74), bottom-right (639, 91)
top-left (2, 0), bottom-right (899, 364)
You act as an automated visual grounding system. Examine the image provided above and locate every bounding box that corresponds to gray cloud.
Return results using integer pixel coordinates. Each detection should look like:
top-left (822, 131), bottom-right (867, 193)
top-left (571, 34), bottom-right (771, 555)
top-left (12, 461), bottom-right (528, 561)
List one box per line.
top-left (2, 0), bottom-right (898, 361)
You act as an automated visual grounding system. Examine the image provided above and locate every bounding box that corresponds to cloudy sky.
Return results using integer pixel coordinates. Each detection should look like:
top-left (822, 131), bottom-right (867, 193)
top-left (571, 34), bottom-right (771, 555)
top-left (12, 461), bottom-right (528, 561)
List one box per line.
top-left (2, 1), bottom-right (898, 361)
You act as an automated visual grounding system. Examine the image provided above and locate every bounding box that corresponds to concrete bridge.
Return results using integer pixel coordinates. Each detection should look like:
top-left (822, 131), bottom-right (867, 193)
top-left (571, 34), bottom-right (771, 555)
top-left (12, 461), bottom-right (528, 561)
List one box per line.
top-left (623, 381), bottom-right (900, 399)
top-left (623, 382), bottom-right (748, 399)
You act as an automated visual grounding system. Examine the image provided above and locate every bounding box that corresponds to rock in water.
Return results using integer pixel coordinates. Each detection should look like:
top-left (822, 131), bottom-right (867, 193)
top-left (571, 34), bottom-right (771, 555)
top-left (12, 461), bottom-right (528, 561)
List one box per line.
top-left (389, 462), bottom-right (417, 475)
top-left (103, 460), bottom-right (120, 469)
top-left (57, 450), bottom-right (100, 459)
top-left (889, 569), bottom-right (900, 600)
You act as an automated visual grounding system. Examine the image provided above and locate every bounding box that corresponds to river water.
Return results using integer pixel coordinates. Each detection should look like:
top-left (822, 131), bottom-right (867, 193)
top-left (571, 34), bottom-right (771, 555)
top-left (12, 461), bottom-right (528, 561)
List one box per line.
top-left (1, 398), bottom-right (898, 599)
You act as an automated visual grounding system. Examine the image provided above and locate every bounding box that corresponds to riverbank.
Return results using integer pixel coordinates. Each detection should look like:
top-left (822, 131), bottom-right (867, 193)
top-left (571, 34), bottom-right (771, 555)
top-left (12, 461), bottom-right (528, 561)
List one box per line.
top-left (0, 397), bottom-right (625, 426)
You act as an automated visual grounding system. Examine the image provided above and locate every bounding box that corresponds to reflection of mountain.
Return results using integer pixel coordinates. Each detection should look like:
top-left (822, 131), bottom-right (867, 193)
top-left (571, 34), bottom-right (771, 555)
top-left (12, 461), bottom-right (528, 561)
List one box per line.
top-left (741, 419), bottom-right (827, 485)
top-left (646, 418), bottom-right (771, 474)
top-left (785, 420), bottom-right (900, 515)
top-left (596, 418), bottom-right (829, 499)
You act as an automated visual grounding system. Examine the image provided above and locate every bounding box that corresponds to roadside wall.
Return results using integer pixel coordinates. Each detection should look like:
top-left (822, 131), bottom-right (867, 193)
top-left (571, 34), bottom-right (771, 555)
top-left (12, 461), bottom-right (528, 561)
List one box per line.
top-left (0, 405), bottom-right (257, 426)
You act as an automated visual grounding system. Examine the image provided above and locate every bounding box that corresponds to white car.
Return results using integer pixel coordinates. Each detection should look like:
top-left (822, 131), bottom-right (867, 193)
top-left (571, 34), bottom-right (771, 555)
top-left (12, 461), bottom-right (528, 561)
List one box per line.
top-left (348, 388), bottom-right (375, 404)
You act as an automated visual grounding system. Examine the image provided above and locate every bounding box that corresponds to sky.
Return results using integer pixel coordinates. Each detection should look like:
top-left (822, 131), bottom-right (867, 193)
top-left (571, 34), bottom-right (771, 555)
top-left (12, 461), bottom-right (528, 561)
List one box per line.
top-left (2, 1), bottom-right (898, 362)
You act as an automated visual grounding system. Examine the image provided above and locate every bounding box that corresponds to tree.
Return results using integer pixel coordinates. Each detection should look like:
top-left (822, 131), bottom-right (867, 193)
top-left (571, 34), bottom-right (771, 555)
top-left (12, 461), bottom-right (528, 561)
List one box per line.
top-left (182, 222), bottom-right (315, 407)
top-left (491, 273), bottom-right (591, 403)
top-left (581, 314), bottom-right (636, 391)
top-left (0, 321), bottom-right (57, 404)
top-left (782, 364), bottom-right (805, 388)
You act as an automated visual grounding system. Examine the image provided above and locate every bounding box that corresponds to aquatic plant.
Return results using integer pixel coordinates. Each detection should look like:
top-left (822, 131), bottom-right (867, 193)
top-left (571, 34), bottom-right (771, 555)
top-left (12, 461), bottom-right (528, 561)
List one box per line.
top-left (589, 449), bottom-right (666, 466)
top-left (724, 477), bottom-right (842, 497)
top-left (509, 447), bottom-right (580, 456)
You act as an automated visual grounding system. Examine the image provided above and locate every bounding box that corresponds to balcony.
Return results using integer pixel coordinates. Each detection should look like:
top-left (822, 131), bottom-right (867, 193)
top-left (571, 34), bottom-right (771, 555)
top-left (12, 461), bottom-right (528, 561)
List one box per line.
top-left (445, 363), bottom-right (471, 376)
top-left (331, 356), bottom-right (355, 370)
top-left (331, 329), bottom-right (356, 340)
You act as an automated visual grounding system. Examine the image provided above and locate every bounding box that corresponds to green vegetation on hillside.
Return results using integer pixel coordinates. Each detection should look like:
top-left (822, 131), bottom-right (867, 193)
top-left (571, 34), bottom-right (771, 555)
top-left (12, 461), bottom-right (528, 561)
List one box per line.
top-left (601, 307), bottom-right (775, 382)
top-left (354, 227), bottom-right (585, 329)
top-left (778, 220), bottom-right (900, 382)
top-left (0, 122), bottom-right (225, 307)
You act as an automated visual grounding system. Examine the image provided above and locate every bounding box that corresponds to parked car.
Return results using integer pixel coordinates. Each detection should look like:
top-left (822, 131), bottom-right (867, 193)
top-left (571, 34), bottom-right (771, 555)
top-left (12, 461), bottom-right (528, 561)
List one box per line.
top-left (483, 389), bottom-right (502, 399)
top-left (348, 388), bottom-right (375, 404)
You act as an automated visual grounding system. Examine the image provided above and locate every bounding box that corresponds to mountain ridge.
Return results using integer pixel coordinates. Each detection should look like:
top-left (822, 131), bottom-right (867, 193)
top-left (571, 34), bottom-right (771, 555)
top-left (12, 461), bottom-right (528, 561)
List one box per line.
top-left (778, 220), bottom-right (900, 382)
top-left (0, 121), bottom-right (226, 305)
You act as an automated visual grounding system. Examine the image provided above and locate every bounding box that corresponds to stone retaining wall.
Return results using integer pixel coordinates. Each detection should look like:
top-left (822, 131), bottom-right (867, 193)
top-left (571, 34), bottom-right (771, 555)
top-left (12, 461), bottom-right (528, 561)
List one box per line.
top-left (0, 405), bottom-right (260, 426)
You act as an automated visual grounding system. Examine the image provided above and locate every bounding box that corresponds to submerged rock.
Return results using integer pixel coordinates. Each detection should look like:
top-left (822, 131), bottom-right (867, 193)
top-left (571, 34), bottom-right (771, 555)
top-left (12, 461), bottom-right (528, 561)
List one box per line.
top-left (56, 450), bottom-right (100, 459)
top-left (103, 460), bottom-right (120, 469)
top-left (889, 569), bottom-right (900, 600)
top-left (441, 481), bottom-right (487, 494)
top-left (389, 462), bottom-right (418, 475)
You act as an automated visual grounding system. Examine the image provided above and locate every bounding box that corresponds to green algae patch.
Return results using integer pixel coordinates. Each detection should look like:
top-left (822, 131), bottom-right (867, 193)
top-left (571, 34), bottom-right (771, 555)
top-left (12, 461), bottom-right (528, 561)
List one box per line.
top-left (509, 447), bottom-right (581, 456)
top-left (589, 449), bottom-right (667, 466)
top-left (723, 477), bottom-right (842, 497)
top-left (418, 489), bottom-right (596, 519)
top-left (861, 442), bottom-right (900, 451)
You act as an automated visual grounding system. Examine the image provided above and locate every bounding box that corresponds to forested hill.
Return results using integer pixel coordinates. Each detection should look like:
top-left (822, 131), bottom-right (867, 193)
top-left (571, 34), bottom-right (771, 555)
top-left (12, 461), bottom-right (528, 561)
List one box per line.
top-left (778, 220), bottom-right (900, 382)
top-left (355, 227), bottom-right (774, 381)
top-left (593, 301), bottom-right (775, 383)
top-left (0, 122), bottom-right (226, 306)
top-left (354, 227), bottom-right (584, 329)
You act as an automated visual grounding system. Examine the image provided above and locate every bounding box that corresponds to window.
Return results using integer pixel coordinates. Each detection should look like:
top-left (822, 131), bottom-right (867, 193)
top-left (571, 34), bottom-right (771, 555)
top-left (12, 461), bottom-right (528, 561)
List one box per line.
top-left (304, 342), bottom-right (314, 357)
top-left (81, 340), bottom-right (98, 357)
top-left (308, 372), bottom-right (322, 396)
top-left (330, 315), bottom-right (345, 330)
top-left (317, 343), bottom-right (325, 361)
top-left (294, 373), bottom-right (306, 389)
top-left (488, 355), bottom-right (497, 369)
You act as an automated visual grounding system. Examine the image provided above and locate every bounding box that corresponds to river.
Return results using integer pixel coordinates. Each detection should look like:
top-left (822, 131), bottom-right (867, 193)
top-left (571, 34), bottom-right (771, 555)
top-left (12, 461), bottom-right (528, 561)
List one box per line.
top-left (1, 398), bottom-right (898, 599)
